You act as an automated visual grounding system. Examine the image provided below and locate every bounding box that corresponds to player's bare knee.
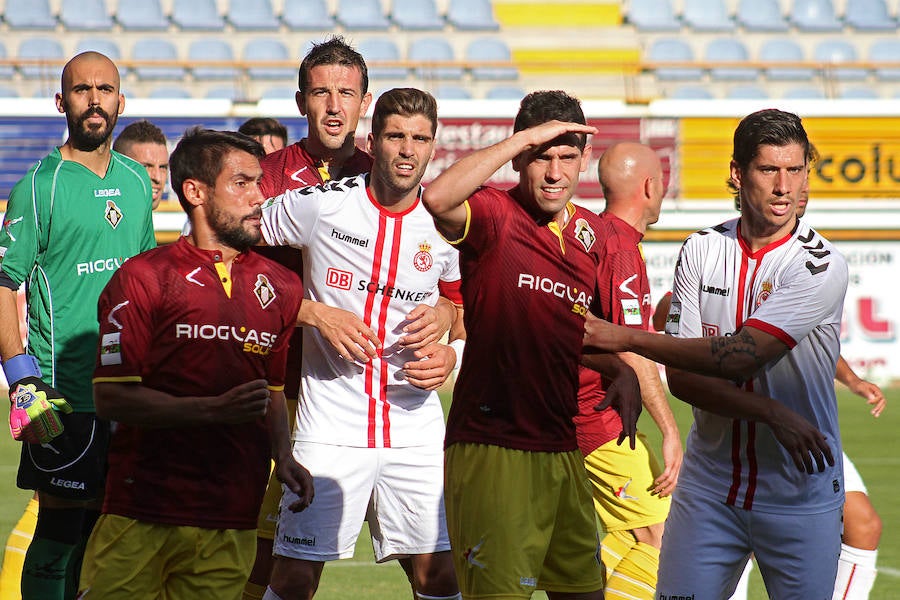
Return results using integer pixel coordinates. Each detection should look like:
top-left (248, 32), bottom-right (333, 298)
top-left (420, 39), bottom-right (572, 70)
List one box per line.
top-left (268, 556), bottom-right (323, 599)
top-left (632, 522), bottom-right (665, 549)
top-left (411, 552), bottom-right (458, 595)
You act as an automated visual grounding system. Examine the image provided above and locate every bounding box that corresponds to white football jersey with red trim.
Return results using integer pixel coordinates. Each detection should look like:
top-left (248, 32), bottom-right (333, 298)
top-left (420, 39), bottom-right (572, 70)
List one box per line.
top-left (261, 174), bottom-right (462, 448)
top-left (668, 217), bottom-right (847, 514)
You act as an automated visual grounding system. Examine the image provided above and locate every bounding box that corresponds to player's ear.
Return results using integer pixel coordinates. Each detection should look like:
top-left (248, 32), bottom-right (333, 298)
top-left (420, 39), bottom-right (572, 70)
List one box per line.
top-left (360, 91), bottom-right (373, 116)
top-left (729, 159), bottom-right (742, 190)
top-left (181, 178), bottom-right (206, 208)
top-left (366, 132), bottom-right (375, 155)
top-left (295, 90), bottom-right (307, 116)
top-left (55, 92), bottom-right (65, 115)
top-left (579, 143), bottom-right (592, 173)
top-left (117, 92), bottom-right (125, 116)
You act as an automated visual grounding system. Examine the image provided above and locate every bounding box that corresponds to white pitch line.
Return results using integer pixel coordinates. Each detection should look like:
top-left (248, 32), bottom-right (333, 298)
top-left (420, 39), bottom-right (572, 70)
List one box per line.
top-left (878, 566), bottom-right (900, 578)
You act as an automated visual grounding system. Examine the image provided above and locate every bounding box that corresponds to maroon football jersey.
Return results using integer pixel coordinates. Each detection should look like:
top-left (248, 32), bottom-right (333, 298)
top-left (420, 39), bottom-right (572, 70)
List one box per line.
top-left (255, 141), bottom-right (373, 399)
top-left (574, 212), bottom-right (652, 455)
top-left (94, 238), bottom-right (303, 529)
top-left (446, 188), bottom-right (606, 452)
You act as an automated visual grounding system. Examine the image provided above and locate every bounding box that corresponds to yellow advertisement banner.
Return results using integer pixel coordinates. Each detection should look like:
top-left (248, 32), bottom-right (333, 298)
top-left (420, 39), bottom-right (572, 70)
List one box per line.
top-left (680, 117), bottom-right (900, 199)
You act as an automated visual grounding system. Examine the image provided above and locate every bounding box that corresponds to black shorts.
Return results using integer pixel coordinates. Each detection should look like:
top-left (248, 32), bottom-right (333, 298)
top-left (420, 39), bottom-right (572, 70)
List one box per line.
top-left (17, 411), bottom-right (110, 501)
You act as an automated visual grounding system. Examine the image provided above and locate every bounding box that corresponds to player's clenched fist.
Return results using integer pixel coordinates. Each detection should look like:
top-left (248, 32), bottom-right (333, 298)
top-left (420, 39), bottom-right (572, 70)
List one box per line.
top-left (211, 379), bottom-right (272, 424)
top-left (9, 377), bottom-right (73, 444)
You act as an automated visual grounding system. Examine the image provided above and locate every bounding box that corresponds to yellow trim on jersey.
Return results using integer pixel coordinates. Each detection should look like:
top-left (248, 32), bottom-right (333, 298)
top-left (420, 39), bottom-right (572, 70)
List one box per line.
top-left (442, 200), bottom-right (472, 246)
top-left (92, 376), bottom-right (142, 384)
top-left (317, 161), bottom-right (331, 182)
top-left (214, 262), bottom-right (232, 298)
top-left (548, 203), bottom-right (576, 254)
top-left (266, 384), bottom-right (284, 392)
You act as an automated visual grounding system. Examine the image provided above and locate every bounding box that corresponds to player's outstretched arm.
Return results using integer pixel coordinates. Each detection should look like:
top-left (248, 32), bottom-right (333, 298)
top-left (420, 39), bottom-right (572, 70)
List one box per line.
top-left (94, 379), bottom-right (272, 427)
top-left (836, 355), bottom-right (886, 418)
top-left (422, 120), bottom-right (598, 240)
top-left (297, 299), bottom-right (381, 363)
top-left (620, 352), bottom-right (682, 496)
top-left (398, 297), bottom-right (458, 350)
top-left (581, 352), bottom-right (642, 449)
top-left (584, 313), bottom-right (789, 383)
top-left (667, 367), bottom-right (834, 474)
top-left (267, 389), bottom-right (313, 512)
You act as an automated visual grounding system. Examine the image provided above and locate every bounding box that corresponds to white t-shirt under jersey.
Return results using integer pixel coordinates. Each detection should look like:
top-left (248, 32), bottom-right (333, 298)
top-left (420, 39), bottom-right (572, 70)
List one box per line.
top-left (261, 174), bottom-right (461, 448)
top-left (667, 217), bottom-right (848, 514)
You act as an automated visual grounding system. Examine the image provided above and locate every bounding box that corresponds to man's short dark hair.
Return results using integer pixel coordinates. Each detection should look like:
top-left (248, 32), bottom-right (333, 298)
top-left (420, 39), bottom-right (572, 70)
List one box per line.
top-left (299, 35), bottom-right (368, 95)
top-left (238, 117), bottom-right (288, 147)
top-left (514, 90), bottom-right (587, 151)
top-left (169, 128), bottom-right (265, 212)
top-left (113, 120), bottom-right (167, 155)
top-left (371, 88), bottom-right (438, 138)
top-left (732, 109), bottom-right (810, 171)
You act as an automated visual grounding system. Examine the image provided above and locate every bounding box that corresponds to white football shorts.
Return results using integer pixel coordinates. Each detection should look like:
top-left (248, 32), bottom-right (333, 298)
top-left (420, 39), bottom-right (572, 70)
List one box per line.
top-left (842, 451), bottom-right (867, 494)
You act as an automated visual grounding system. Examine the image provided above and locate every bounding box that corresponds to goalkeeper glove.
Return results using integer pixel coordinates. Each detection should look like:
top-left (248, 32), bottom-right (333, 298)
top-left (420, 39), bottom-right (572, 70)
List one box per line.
top-left (4, 354), bottom-right (73, 444)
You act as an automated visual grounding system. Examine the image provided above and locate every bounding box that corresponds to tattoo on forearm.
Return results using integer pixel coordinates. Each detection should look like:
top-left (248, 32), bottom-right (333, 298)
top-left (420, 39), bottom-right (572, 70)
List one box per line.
top-left (709, 330), bottom-right (761, 379)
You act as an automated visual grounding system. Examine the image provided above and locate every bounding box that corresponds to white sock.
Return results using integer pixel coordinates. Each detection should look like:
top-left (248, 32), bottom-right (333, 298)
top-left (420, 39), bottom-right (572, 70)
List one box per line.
top-left (262, 587), bottom-right (285, 600)
top-left (727, 559), bottom-right (752, 600)
top-left (833, 543), bottom-right (877, 600)
top-left (415, 594), bottom-right (463, 600)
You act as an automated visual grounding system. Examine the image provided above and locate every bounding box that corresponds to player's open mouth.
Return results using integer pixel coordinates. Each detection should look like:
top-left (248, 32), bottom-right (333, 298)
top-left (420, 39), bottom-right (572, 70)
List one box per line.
top-left (324, 119), bottom-right (343, 133)
top-left (395, 163), bottom-right (415, 174)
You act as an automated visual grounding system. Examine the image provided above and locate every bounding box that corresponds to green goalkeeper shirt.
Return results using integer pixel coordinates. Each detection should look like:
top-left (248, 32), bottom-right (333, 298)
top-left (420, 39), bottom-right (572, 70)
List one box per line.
top-left (0, 147), bottom-right (156, 412)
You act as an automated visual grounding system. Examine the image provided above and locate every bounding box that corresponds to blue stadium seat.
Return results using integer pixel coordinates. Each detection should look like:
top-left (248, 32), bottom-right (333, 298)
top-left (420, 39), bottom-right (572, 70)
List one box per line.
top-left (281, 0), bottom-right (335, 29)
top-left (4, 0), bottom-right (56, 29)
top-left (705, 38), bottom-right (756, 81)
top-left (648, 39), bottom-right (703, 81)
top-left (243, 38), bottom-right (294, 80)
top-left (759, 38), bottom-right (814, 81)
top-left (392, 0), bottom-right (445, 30)
top-left (434, 85), bottom-right (472, 99)
top-left (189, 39), bottom-right (238, 80)
top-left (736, 0), bottom-right (788, 31)
top-left (132, 38), bottom-right (185, 81)
top-left (844, 0), bottom-right (896, 31)
top-left (261, 86), bottom-right (296, 99)
top-left (148, 86), bottom-right (192, 99)
top-left (814, 39), bottom-right (867, 81)
top-left (17, 37), bottom-right (64, 79)
top-left (726, 85), bottom-right (769, 99)
top-left (335, 0), bottom-right (390, 30)
top-left (839, 87), bottom-right (879, 99)
top-left (466, 38), bottom-right (518, 80)
top-left (171, 0), bottom-right (224, 30)
top-left (228, 0), bottom-right (280, 31)
top-left (682, 0), bottom-right (734, 32)
top-left (669, 86), bottom-right (714, 99)
top-left (60, 0), bottom-right (112, 30)
top-left (75, 38), bottom-right (125, 76)
top-left (790, 0), bottom-right (842, 32)
top-left (409, 38), bottom-right (463, 80)
top-left (485, 85), bottom-right (525, 100)
top-left (0, 86), bottom-right (19, 98)
top-left (783, 87), bottom-right (826, 99)
top-left (116, 0), bottom-right (169, 30)
top-left (205, 86), bottom-right (241, 100)
top-left (446, 0), bottom-right (499, 30)
top-left (358, 38), bottom-right (408, 80)
top-left (869, 39), bottom-right (900, 81)
top-left (628, 0), bottom-right (681, 32)
top-left (0, 43), bottom-right (14, 80)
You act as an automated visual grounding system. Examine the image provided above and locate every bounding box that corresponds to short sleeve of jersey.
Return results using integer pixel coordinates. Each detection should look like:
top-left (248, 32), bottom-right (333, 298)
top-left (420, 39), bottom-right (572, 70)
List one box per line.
top-left (744, 249), bottom-right (848, 348)
top-left (596, 239), bottom-right (650, 330)
top-left (455, 187), bottom-right (506, 255)
top-left (94, 262), bottom-right (156, 381)
top-left (0, 168), bottom-right (47, 287)
top-left (260, 185), bottom-right (326, 248)
top-left (668, 235), bottom-right (704, 339)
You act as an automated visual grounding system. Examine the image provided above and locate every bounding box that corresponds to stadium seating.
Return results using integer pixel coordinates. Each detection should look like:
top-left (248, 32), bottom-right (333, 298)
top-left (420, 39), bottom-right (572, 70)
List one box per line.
top-left (434, 85), bottom-right (472, 99)
top-left (0, 86), bottom-right (19, 98)
top-left (243, 38), bottom-right (295, 81)
top-left (281, 0), bottom-right (335, 29)
top-left (790, 0), bottom-right (842, 32)
top-left (485, 85), bottom-right (525, 99)
top-left (171, 0), bottom-right (224, 30)
top-left (228, 0), bottom-right (280, 31)
top-left (261, 86), bottom-right (296, 99)
top-left (409, 38), bottom-right (464, 80)
top-left (358, 38), bottom-right (408, 80)
top-left (869, 39), bottom-right (900, 81)
top-left (17, 37), bottom-right (64, 79)
top-left (75, 38), bottom-right (124, 75)
top-left (189, 39), bottom-right (238, 80)
top-left (726, 85), bottom-right (769, 99)
top-left (115, 0), bottom-right (169, 30)
top-left (682, 0), bottom-right (734, 32)
top-left (4, 0), bottom-right (56, 29)
top-left (647, 39), bottom-right (703, 81)
top-left (759, 38), bottom-right (814, 81)
top-left (466, 38), bottom-right (518, 81)
top-left (669, 86), bottom-right (714, 99)
top-left (705, 39), bottom-right (756, 81)
top-left (132, 38), bottom-right (185, 81)
top-left (391, 0), bottom-right (445, 31)
top-left (148, 86), bottom-right (192, 99)
top-left (783, 86), bottom-right (827, 99)
top-left (628, 0), bottom-right (680, 32)
top-left (335, 0), bottom-right (390, 30)
top-left (814, 39), bottom-right (867, 81)
top-left (0, 44), bottom-right (14, 80)
top-left (205, 86), bottom-right (241, 100)
top-left (844, 0), bottom-right (896, 31)
top-left (446, 0), bottom-right (499, 30)
top-left (736, 0), bottom-right (788, 31)
top-left (839, 87), bottom-right (879, 99)
top-left (59, 0), bottom-right (112, 30)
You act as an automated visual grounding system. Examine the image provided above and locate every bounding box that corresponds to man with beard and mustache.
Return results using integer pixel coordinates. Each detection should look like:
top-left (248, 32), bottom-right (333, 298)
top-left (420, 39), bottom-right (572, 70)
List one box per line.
top-left (258, 88), bottom-right (462, 600)
top-left (79, 128), bottom-right (314, 599)
top-left (0, 52), bottom-right (155, 600)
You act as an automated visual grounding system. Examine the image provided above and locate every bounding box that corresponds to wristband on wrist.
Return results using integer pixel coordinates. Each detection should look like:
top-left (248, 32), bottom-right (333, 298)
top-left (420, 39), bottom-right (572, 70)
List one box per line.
top-left (3, 354), bottom-right (41, 386)
top-left (449, 339), bottom-right (465, 370)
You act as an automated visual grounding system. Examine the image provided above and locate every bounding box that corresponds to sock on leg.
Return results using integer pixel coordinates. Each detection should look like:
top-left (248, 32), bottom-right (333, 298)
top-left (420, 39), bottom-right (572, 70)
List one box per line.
top-left (604, 541), bottom-right (659, 600)
top-left (601, 530), bottom-right (637, 579)
top-left (0, 497), bottom-right (38, 600)
top-left (833, 543), bottom-right (877, 600)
